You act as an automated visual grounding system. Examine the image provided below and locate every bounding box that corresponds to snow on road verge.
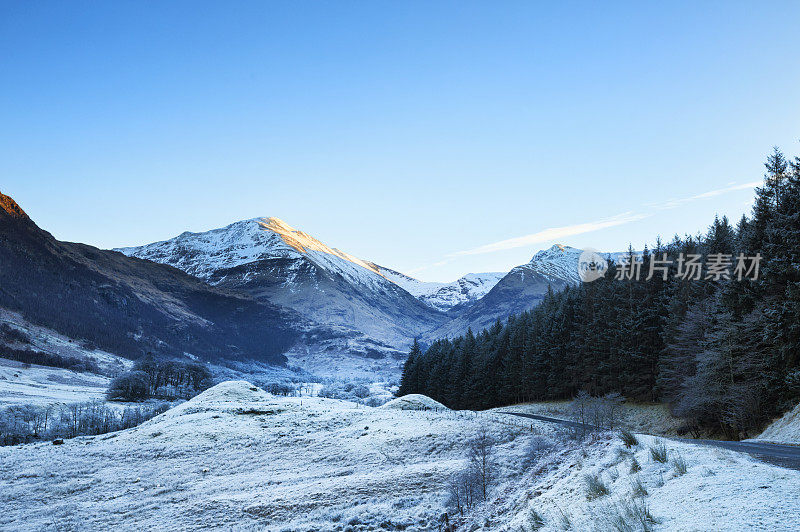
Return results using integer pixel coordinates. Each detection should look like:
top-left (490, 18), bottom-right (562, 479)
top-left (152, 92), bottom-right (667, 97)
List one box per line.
top-left (751, 402), bottom-right (800, 445)
top-left (488, 433), bottom-right (800, 531)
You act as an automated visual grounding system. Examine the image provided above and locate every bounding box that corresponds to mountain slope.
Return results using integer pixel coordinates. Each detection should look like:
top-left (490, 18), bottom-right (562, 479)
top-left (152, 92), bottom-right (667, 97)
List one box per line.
top-left (379, 267), bottom-right (505, 312)
top-left (118, 217), bottom-right (447, 350)
top-left (423, 245), bottom-right (623, 340)
top-left (0, 192), bottom-right (296, 365)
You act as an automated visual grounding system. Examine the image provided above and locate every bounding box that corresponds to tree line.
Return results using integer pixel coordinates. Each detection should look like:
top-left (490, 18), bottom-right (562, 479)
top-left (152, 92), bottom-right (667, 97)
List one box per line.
top-left (107, 354), bottom-right (213, 401)
top-left (399, 147), bottom-right (800, 438)
top-left (0, 400), bottom-right (170, 446)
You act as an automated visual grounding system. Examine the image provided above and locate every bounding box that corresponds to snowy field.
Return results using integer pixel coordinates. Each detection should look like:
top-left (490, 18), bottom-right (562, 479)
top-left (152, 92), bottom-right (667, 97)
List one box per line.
top-left (0, 358), bottom-right (111, 407)
top-left (0, 381), bottom-right (798, 531)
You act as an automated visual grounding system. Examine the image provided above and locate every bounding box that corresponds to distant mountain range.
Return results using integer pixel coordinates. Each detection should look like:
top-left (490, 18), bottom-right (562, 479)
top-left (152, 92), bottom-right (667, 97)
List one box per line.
top-left (1, 191), bottom-right (624, 378)
top-left (378, 268), bottom-right (506, 313)
top-left (115, 217), bottom-right (449, 376)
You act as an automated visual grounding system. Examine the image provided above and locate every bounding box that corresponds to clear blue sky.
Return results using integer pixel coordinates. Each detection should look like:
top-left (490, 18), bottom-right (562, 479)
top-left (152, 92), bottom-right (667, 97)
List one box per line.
top-left (2, 1), bottom-right (799, 281)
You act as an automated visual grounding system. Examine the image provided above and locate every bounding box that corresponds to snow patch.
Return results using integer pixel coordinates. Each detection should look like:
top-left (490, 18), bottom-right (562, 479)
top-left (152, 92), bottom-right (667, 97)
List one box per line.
top-left (752, 402), bottom-right (800, 445)
top-left (380, 394), bottom-right (448, 411)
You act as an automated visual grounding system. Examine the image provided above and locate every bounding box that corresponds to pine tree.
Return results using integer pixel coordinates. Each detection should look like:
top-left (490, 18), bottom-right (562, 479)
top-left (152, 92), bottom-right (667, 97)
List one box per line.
top-left (397, 338), bottom-right (422, 396)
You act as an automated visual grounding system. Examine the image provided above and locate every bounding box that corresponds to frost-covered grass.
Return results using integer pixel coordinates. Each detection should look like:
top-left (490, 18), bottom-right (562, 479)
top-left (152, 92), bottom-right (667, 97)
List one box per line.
top-left (0, 358), bottom-right (111, 407)
top-left (1, 382), bottom-right (798, 531)
top-left (495, 433), bottom-right (800, 531)
top-left (0, 381), bottom-right (534, 531)
top-left (751, 401), bottom-right (800, 445)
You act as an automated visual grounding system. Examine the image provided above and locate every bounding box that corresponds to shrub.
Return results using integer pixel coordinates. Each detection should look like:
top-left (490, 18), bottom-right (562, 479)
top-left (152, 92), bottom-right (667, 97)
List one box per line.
top-left (264, 382), bottom-right (295, 396)
top-left (317, 384), bottom-right (342, 399)
top-left (106, 371), bottom-right (150, 401)
top-left (671, 453), bottom-right (688, 476)
top-left (445, 428), bottom-right (497, 517)
top-left (525, 434), bottom-right (556, 466)
top-left (363, 396), bottom-right (391, 407)
top-left (630, 476), bottom-right (647, 497)
top-left (527, 507), bottom-right (545, 530)
top-left (446, 468), bottom-right (480, 516)
top-left (604, 499), bottom-right (657, 532)
top-left (629, 457), bottom-right (642, 473)
top-left (351, 384), bottom-right (371, 399)
top-left (584, 473), bottom-right (610, 500)
top-left (467, 428), bottom-right (497, 501)
top-left (619, 429), bottom-right (638, 448)
top-left (649, 442), bottom-right (668, 463)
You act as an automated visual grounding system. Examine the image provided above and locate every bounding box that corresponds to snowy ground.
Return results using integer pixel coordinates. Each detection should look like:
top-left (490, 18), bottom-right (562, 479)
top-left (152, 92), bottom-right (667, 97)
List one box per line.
top-left (0, 381), bottom-right (532, 531)
top-left (487, 433), bottom-right (800, 531)
top-left (0, 358), bottom-right (111, 407)
top-left (0, 310), bottom-right (134, 408)
top-left (1, 382), bottom-right (798, 531)
top-left (751, 402), bottom-right (800, 445)
top-left (0, 309), bottom-right (133, 376)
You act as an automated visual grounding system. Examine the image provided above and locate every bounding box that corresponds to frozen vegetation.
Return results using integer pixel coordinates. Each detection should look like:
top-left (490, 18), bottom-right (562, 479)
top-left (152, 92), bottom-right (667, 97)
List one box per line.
top-left (0, 381), bottom-right (798, 531)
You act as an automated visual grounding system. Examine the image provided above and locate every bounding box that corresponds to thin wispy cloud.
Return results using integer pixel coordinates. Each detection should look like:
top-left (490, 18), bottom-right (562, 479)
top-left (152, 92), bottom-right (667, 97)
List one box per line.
top-left (409, 180), bottom-right (761, 276)
top-left (651, 181), bottom-right (761, 210)
top-left (452, 212), bottom-right (649, 256)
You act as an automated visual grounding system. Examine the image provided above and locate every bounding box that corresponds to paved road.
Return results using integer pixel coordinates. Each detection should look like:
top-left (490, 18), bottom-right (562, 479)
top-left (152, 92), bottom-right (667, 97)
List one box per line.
top-left (500, 411), bottom-right (800, 471)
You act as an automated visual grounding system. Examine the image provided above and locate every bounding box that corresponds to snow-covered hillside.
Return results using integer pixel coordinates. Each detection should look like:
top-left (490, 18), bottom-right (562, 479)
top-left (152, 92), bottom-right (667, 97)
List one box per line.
top-left (118, 217), bottom-right (387, 290)
top-left (0, 358), bottom-right (110, 407)
top-left (520, 244), bottom-right (630, 286)
top-left (0, 310), bottom-right (132, 377)
top-left (117, 217), bottom-right (447, 367)
top-left (380, 268), bottom-right (505, 312)
top-left (752, 402), bottom-right (800, 445)
top-left (2, 381), bottom-right (798, 531)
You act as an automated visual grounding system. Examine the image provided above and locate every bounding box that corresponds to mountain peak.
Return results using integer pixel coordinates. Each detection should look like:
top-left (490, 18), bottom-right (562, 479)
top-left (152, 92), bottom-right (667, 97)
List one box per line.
top-left (0, 191), bottom-right (28, 219)
top-left (530, 244), bottom-right (580, 262)
top-left (256, 217), bottom-right (383, 277)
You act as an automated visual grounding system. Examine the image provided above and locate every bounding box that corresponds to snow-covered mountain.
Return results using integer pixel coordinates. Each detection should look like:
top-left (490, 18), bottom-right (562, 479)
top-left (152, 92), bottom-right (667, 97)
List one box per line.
top-left (0, 192), bottom-right (296, 367)
top-left (117, 217), bottom-right (447, 368)
top-left (117, 216), bottom-right (627, 375)
top-left (422, 244), bottom-right (624, 340)
top-left (379, 268), bottom-right (505, 312)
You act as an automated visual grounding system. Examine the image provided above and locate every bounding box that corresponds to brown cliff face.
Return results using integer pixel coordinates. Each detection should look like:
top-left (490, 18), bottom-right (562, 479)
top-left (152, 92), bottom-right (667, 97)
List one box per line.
top-left (0, 191), bottom-right (28, 219)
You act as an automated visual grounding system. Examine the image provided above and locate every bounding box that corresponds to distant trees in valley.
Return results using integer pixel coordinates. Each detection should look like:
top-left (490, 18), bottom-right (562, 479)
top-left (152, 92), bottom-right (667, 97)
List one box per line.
top-left (107, 354), bottom-right (213, 401)
top-left (0, 400), bottom-right (169, 446)
top-left (400, 146), bottom-right (800, 439)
